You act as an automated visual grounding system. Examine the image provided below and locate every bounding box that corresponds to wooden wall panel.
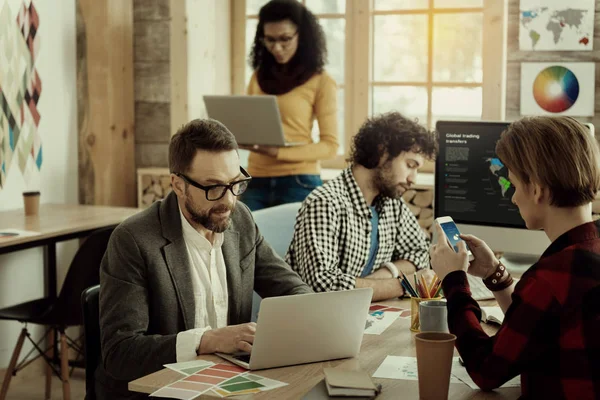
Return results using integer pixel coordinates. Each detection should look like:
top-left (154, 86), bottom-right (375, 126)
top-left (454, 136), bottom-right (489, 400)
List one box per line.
top-left (134, 61), bottom-right (170, 102)
top-left (135, 102), bottom-right (170, 143)
top-left (133, 0), bottom-right (172, 175)
top-left (134, 21), bottom-right (170, 62)
top-left (133, 0), bottom-right (169, 20)
top-left (506, 0), bottom-right (600, 130)
top-left (77, 0), bottom-right (136, 207)
top-left (169, 0), bottom-right (189, 135)
top-left (136, 143), bottom-right (169, 168)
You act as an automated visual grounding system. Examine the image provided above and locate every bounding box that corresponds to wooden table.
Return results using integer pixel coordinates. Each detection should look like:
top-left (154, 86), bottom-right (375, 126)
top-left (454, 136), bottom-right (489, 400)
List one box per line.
top-left (129, 298), bottom-right (520, 399)
top-left (0, 203), bottom-right (140, 299)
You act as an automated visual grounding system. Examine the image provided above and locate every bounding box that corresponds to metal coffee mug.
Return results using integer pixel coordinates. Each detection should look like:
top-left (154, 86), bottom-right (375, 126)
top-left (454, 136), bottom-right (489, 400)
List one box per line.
top-left (419, 300), bottom-right (449, 333)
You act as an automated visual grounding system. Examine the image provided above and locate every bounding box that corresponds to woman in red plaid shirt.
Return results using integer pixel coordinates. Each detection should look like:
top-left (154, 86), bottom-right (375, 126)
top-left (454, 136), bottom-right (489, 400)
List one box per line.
top-left (431, 116), bottom-right (600, 399)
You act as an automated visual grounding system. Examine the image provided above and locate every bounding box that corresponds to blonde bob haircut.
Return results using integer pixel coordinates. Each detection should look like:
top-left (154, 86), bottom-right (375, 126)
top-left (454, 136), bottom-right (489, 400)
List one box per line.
top-left (496, 116), bottom-right (600, 208)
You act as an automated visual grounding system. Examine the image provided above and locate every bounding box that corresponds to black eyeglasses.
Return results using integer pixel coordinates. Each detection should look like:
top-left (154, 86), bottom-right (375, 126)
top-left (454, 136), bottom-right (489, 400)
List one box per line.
top-left (176, 167), bottom-right (252, 201)
top-left (261, 31), bottom-right (298, 49)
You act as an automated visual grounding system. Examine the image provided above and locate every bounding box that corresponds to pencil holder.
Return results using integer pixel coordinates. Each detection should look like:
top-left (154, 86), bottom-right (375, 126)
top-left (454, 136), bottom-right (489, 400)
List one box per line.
top-left (410, 296), bottom-right (442, 332)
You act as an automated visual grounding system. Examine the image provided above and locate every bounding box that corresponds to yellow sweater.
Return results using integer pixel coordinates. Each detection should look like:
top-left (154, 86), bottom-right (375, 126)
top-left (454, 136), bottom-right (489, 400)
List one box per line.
top-left (246, 71), bottom-right (339, 177)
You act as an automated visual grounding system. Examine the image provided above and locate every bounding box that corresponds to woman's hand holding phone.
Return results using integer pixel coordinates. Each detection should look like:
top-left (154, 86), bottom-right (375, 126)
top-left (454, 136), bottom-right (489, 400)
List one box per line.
top-left (459, 234), bottom-right (499, 279)
top-left (430, 223), bottom-right (469, 281)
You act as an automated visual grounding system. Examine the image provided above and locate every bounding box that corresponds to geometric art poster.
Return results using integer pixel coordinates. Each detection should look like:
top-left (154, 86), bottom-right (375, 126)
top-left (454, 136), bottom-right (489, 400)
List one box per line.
top-left (520, 62), bottom-right (595, 117)
top-left (519, 0), bottom-right (595, 51)
top-left (0, 1), bottom-right (42, 190)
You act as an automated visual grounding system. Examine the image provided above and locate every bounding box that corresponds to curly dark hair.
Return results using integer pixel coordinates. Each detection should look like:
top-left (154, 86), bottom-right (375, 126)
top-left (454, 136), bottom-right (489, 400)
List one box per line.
top-left (348, 112), bottom-right (438, 169)
top-left (249, 0), bottom-right (327, 85)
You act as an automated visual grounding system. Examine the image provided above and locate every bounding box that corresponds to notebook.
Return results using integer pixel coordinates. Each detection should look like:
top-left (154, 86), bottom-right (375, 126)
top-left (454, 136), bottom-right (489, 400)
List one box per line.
top-left (302, 379), bottom-right (380, 400)
top-left (323, 368), bottom-right (382, 397)
top-left (480, 306), bottom-right (504, 324)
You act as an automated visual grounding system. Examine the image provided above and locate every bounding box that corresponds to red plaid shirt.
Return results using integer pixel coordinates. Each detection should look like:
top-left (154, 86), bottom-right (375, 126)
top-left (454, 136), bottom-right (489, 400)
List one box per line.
top-left (443, 220), bottom-right (600, 399)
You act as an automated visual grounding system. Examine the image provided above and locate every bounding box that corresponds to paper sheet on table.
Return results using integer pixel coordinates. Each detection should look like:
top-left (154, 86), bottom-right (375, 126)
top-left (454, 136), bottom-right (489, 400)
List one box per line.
top-left (372, 356), bottom-right (461, 383)
top-left (364, 311), bottom-right (401, 335)
top-left (451, 359), bottom-right (520, 389)
top-left (0, 229), bottom-right (40, 240)
top-left (373, 356), bottom-right (520, 390)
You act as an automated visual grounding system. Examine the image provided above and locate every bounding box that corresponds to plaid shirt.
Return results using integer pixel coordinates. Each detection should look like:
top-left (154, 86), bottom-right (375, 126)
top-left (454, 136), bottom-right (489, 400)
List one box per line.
top-left (286, 168), bottom-right (430, 292)
top-left (443, 220), bottom-right (600, 399)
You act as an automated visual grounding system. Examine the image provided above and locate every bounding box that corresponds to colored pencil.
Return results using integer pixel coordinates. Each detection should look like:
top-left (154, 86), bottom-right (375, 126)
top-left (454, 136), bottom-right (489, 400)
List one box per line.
top-left (429, 276), bottom-right (439, 298)
top-left (399, 271), bottom-right (418, 297)
top-left (414, 275), bottom-right (420, 298)
top-left (420, 275), bottom-right (429, 298)
top-left (434, 283), bottom-right (443, 298)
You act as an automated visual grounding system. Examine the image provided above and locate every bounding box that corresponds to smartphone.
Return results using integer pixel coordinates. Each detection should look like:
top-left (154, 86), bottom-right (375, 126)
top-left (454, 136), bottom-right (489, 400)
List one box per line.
top-left (435, 216), bottom-right (474, 261)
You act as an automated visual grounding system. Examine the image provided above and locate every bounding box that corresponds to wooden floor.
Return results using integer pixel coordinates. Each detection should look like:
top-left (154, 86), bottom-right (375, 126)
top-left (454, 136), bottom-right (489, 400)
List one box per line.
top-left (0, 369), bottom-right (85, 400)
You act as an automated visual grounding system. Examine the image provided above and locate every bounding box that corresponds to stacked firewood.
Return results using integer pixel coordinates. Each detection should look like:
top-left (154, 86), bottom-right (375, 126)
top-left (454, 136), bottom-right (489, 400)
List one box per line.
top-left (402, 189), bottom-right (434, 239)
top-left (139, 173), bottom-right (172, 208)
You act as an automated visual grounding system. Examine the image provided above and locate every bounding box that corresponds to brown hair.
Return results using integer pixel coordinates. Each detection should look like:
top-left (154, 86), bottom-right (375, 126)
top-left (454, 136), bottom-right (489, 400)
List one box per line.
top-left (496, 116), bottom-right (600, 207)
top-left (168, 119), bottom-right (238, 174)
top-left (348, 112), bottom-right (438, 169)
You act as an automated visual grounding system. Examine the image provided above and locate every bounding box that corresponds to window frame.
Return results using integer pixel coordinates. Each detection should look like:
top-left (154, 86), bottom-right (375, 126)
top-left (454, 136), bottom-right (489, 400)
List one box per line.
top-left (231, 0), bottom-right (506, 172)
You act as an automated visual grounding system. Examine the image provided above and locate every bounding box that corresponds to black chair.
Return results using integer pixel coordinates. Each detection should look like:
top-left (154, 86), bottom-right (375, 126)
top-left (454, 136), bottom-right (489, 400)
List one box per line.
top-left (0, 227), bottom-right (114, 400)
top-left (81, 285), bottom-right (100, 400)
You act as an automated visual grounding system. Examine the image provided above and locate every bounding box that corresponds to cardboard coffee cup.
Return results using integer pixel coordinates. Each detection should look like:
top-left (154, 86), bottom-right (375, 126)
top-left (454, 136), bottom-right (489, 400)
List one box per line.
top-left (415, 332), bottom-right (456, 400)
top-left (23, 191), bottom-right (40, 216)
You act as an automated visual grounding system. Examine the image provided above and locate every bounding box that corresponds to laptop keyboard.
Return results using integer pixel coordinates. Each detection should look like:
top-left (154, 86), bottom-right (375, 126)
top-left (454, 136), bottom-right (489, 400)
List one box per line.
top-left (467, 274), bottom-right (495, 301)
top-left (232, 353), bottom-right (251, 363)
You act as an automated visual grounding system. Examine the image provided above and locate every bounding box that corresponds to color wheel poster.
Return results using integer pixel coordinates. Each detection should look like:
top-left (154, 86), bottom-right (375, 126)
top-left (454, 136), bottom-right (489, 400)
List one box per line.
top-left (520, 62), bottom-right (595, 116)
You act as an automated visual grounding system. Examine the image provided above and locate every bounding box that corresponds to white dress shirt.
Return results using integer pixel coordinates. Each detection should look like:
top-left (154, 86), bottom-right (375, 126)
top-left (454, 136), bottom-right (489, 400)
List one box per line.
top-left (175, 207), bottom-right (229, 362)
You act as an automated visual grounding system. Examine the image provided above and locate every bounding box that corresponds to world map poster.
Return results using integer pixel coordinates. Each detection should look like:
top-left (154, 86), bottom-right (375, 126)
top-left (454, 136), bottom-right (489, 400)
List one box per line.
top-left (519, 0), bottom-right (595, 51)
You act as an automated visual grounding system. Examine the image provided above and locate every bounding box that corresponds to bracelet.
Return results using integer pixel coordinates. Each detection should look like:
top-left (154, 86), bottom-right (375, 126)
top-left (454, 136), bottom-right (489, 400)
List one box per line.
top-left (381, 262), bottom-right (399, 279)
top-left (483, 261), bottom-right (513, 291)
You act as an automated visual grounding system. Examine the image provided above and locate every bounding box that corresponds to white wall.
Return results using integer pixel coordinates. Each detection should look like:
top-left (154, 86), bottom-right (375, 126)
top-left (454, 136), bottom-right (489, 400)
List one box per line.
top-left (184, 0), bottom-right (250, 165)
top-left (186, 0), bottom-right (231, 120)
top-left (0, 0), bottom-right (77, 368)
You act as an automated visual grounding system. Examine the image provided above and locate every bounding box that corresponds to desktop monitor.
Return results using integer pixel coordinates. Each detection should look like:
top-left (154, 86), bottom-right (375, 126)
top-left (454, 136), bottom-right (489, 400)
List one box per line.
top-left (434, 120), bottom-right (553, 261)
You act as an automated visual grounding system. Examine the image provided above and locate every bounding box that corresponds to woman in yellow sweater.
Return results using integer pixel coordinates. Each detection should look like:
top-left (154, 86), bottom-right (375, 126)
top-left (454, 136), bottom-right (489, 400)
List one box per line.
top-left (241, 0), bottom-right (339, 211)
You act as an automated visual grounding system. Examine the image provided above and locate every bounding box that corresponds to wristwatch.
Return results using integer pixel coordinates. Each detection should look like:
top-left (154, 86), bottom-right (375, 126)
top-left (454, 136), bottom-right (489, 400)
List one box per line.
top-left (381, 262), bottom-right (399, 279)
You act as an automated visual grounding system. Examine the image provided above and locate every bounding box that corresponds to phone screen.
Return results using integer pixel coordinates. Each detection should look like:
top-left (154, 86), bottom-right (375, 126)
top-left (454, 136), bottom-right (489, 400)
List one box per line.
top-left (440, 221), bottom-right (468, 253)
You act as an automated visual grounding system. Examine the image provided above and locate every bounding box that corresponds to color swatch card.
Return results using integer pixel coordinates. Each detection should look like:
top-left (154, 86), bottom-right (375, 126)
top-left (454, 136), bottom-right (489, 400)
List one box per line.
top-left (150, 363), bottom-right (247, 399)
top-left (164, 359), bottom-right (216, 376)
top-left (211, 373), bottom-right (288, 397)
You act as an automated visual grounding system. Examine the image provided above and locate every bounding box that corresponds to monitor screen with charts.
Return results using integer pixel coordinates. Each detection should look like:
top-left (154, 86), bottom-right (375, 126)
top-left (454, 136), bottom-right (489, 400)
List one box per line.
top-left (435, 120), bottom-right (551, 258)
top-left (203, 95), bottom-right (303, 147)
top-left (435, 120), bottom-right (595, 259)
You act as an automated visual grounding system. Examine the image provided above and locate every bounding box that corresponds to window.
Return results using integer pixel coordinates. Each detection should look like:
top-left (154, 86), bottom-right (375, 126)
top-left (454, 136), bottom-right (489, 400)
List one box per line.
top-left (232, 0), bottom-right (506, 171)
top-left (372, 0), bottom-right (484, 129)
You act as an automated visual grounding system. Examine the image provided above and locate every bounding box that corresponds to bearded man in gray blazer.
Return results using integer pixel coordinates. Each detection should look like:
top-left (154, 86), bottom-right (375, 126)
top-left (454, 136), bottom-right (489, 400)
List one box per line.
top-left (95, 119), bottom-right (313, 399)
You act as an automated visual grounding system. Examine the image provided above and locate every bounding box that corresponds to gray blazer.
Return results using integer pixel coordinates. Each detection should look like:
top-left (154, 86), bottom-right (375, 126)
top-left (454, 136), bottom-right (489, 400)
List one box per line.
top-left (95, 192), bottom-right (312, 399)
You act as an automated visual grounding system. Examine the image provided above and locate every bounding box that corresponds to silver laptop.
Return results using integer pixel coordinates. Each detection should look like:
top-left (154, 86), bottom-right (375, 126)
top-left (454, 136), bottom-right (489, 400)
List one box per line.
top-left (216, 288), bottom-right (373, 370)
top-left (203, 95), bottom-right (304, 147)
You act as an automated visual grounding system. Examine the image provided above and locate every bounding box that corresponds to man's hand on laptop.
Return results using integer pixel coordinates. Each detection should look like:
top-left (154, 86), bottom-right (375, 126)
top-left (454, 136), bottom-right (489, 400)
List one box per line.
top-left (197, 323), bottom-right (257, 355)
top-left (239, 144), bottom-right (279, 158)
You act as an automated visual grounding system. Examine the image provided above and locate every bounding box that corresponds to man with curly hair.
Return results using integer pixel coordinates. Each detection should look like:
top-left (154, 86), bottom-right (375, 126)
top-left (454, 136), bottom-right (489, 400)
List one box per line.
top-left (286, 112), bottom-right (438, 301)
